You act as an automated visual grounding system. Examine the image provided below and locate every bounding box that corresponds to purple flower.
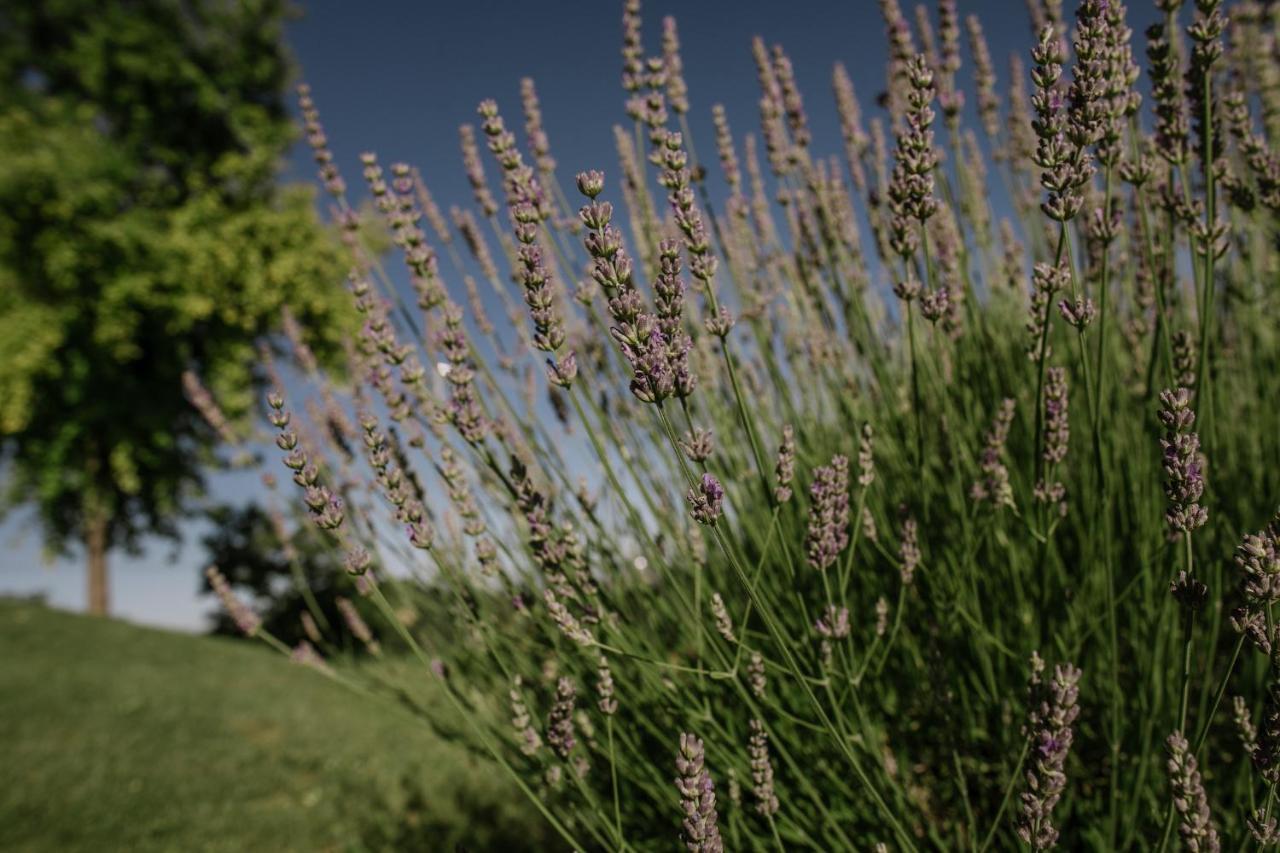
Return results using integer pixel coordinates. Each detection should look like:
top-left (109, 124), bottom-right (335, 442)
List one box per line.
top-left (774, 425), bottom-right (796, 503)
top-left (972, 399), bottom-right (1016, 509)
top-left (805, 455), bottom-right (851, 570)
top-left (205, 566), bottom-right (260, 637)
top-left (748, 720), bottom-right (779, 817)
top-left (547, 677), bottom-right (578, 760)
top-left (1158, 388), bottom-right (1208, 535)
top-left (815, 604), bottom-right (851, 639)
top-left (545, 351), bottom-right (577, 388)
top-left (1017, 655), bottom-right (1081, 850)
top-left (675, 733), bottom-right (723, 852)
top-left (1166, 731), bottom-right (1221, 852)
top-left (336, 596), bottom-right (381, 655)
top-left (687, 473), bottom-right (725, 526)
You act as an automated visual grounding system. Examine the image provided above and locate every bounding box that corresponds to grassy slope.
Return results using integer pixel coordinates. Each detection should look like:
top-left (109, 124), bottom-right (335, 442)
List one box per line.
top-left (0, 599), bottom-right (543, 852)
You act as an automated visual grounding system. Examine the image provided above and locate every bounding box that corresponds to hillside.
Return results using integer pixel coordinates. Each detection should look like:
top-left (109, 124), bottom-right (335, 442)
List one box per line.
top-left (0, 599), bottom-right (545, 852)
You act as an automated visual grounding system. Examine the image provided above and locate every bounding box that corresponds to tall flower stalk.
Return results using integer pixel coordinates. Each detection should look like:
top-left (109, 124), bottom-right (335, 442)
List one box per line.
top-left (191, 3), bottom-right (1280, 849)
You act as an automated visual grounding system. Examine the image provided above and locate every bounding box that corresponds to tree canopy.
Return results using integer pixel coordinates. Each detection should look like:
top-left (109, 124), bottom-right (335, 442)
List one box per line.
top-left (0, 0), bottom-right (353, 612)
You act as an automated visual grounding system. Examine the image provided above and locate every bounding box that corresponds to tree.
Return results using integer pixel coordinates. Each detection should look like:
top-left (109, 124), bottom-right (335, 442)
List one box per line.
top-left (0, 0), bottom-right (351, 614)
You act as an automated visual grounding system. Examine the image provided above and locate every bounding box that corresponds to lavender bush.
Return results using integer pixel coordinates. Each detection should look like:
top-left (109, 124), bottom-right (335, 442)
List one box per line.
top-left (206, 0), bottom-right (1280, 848)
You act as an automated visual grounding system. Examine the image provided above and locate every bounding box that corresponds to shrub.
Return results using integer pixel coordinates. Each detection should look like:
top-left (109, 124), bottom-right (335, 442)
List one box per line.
top-left (212, 0), bottom-right (1280, 848)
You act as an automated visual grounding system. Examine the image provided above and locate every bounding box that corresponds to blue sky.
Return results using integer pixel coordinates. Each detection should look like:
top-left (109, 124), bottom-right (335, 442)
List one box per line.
top-left (0, 0), bottom-right (1079, 629)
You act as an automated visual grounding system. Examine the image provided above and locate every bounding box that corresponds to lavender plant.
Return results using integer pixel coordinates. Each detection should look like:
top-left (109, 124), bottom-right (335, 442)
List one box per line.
top-left (202, 0), bottom-right (1280, 848)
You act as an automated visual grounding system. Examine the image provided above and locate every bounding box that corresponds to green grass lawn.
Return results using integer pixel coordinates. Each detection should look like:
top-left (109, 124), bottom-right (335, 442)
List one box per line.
top-left (0, 598), bottom-right (545, 852)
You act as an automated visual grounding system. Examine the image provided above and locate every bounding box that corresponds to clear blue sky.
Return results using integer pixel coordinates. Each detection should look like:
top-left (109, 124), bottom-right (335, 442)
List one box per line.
top-left (0, 0), bottom-right (1083, 629)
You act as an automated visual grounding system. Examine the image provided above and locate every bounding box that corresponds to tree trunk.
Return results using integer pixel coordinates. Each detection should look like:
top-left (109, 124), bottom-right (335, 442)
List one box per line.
top-left (86, 510), bottom-right (109, 616)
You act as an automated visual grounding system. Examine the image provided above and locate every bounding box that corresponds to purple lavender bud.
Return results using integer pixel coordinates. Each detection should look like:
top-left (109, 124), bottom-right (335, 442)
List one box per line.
top-left (1158, 388), bottom-right (1208, 535)
top-left (703, 307), bottom-right (736, 338)
top-left (774, 425), bottom-right (796, 503)
top-left (856, 424), bottom-right (875, 487)
top-left (182, 370), bottom-right (236, 444)
top-left (596, 656), bottom-right (618, 716)
top-left (1249, 810), bottom-right (1279, 848)
top-left (893, 277), bottom-right (922, 302)
top-left (295, 84), bottom-right (347, 197)
top-left (1236, 516), bottom-right (1280, 609)
top-left (1057, 296), bottom-right (1097, 330)
top-left (1171, 331), bottom-right (1197, 390)
top-left (748, 719), bottom-right (779, 817)
top-left (336, 596), bottom-right (381, 655)
top-left (299, 611), bottom-right (322, 645)
top-left (663, 17), bottom-right (689, 115)
top-left (580, 201), bottom-right (614, 232)
top-left (289, 641), bottom-right (332, 675)
top-left (544, 588), bottom-right (594, 645)
top-left (546, 351), bottom-right (578, 388)
top-left (686, 473), bottom-right (725, 526)
top-left (710, 592), bottom-right (736, 643)
top-left (1041, 366), bottom-right (1071, 468)
top-left (206, 566), bottom-right (260, 637)
top-left (920, 286), bottom-right (951, 323)
top-left (711, 104), bottom-right (742, 193)
top-left (675, 733), bottom-right (723, 852)
top-left (1235, 695), bottom-right (1260, 757)
top-left (747, 652), bottom-right (766, 698)
top-left (805, 455), bottom-right (851, 571)
top-left (407, 517), bottom-right (434, 550)
top-left (343, 545), bottom-right (372, 576)
top-left (547, 677), bottom-right (578, 760)
top-left (577, 169), bottom-right (606, 198)
top-left (509, 676), bottom-right (542, 756)
top-left (1166, 731), bottom-right (1221, 852)
top-left (681, 427), bottom-right (715, 464)
top-left (815, 604), bottom-right (851, 639)
top-left (899, 516), bottom-right (920, 586)
top-left (972, 399), bottom-right (1017, 509)
top-left (1017, 655), bottom-right (1081, 850)
top-left (1027, 263), bottom-right (1067, 361)
top-left (520, 77), bottom-right (557, 176)
top-left (1254, 680), bottom-right (1280, 783)
top-left (966, 16), bottom-right (1000, 138)
top-left (1170, 570), bottom-right (1210, 611)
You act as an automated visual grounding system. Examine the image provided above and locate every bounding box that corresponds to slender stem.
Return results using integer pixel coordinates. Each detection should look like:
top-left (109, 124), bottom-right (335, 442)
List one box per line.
top-left (1193, 57), bottom-right (1217, 441)
top-left (607, 717), bottom-right (624, 846)
top-left (1092, 165), bottom-right (1113, 429)
top-left (655, 407), bottom-right (916, 851)
top-left (978, 738), bottom-right (1030, 853)
top-left (1191, 633), bottom-right (1245, 757)
top-left (365, 584), bottom-right (587, 850)
top-left (906, 302), bottom-right (924, 477)
top-left (1178, 533), bottom-right (1195, 734)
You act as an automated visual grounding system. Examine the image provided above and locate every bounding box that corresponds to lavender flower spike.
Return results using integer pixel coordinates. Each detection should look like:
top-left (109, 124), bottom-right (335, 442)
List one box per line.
top-left (815, 604), bottom-right (851, 639)
top-left (675, 733), bottom-right (723, 852)
top-left (805, 455), bottom-right (851, 570)
top-left (687, 473), bottom-right (725, 526)
top-left (773, 425), bottom-right (796, 503)
top-left (1017, 654), bottom-right (1081, 850)
top-left (336, 596), bottom-right (381, 655)
top-left (1166, 731), bottom-right (1221, 852)
top-left (1158, 387), bottom-right (1208, 536)
top-left (509, 676), bottom-right (542, 756)
top-left (547, 677), bottom-right (578, 760)
top-left (206, 566), bottom-right (260, 637)
top-left (748, 719), bottom-right (779, 817)
top-left (710, 592), bottom-right (736, 643)
top-left (747, 652), bottom-right (767, 698)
